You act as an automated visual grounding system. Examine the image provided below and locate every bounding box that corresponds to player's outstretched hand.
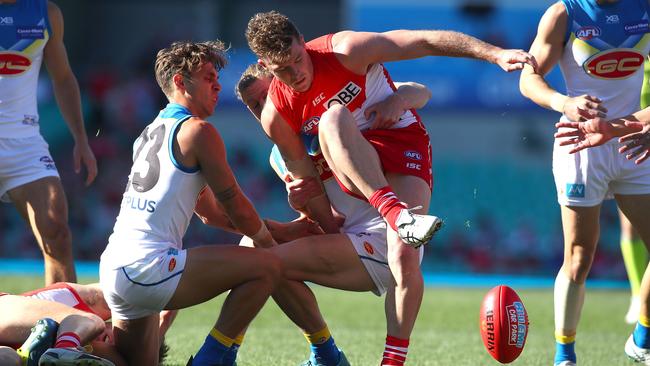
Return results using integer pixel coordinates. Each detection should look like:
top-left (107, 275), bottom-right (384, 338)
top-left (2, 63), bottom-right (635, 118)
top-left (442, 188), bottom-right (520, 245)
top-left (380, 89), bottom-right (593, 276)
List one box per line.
top-left (562, 94), bottom-right (607, 122)
top-left (365, 93), bottom-right (408, 129)
top-left (495, 49), bottom-right (538, 73)
top-left (619, 121), bottom-right (650, 164)
top-left (554, 117), bottom-right (617, 153)
top-left (265, 217), bottom-right (323, 244)
top-left (73, 141), bottom-right (97, 186)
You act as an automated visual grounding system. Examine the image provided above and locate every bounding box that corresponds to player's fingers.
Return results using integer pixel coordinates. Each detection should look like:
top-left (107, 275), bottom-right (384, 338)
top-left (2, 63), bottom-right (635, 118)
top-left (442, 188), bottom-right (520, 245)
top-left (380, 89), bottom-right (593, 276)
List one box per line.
top-left (624, 121), bottom-right (645, 131)
top-left (558, 137), bottom-right (578, 146)
top-left (584, 95), bottom-right (602, 104)
top-left (554, 130), bottom-right (580, 138)
top-left (636, 151), bottom-right (649, 164)
top-left (555, 121), bottom-right (580, 129)
top-left (365, 109), bottom-right (377, 122)
top-left (86, 160), bottom-right (98, 186)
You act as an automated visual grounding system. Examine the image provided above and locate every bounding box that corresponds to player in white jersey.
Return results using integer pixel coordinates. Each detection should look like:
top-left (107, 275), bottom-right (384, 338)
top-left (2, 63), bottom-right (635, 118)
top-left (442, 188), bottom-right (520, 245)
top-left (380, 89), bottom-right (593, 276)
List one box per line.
top-left (98, 41), bottom-right (285, 366)
top-left (215, 64), bottom-right (430, 366)
top-left (0, 0), bottom-right (97, 284)
top-left (519, 1), bottom-right (650, 364)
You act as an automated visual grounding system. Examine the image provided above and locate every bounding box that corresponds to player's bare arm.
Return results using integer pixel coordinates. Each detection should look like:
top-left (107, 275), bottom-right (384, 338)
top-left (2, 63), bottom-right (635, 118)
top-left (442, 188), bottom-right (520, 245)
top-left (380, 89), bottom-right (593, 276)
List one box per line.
top-left (364, 81), bottom-right (432, 129)
top-left (332, 29), bottom-right (537, 76)
top-left (519, 2), bottom-right (607, 121)
top-left (44, 1), bottom-right (97, 186)
top-left (260, 100), bottom-right (340, 233)
top-left (194, 186), bottom-right (238, 232)
top-left (177, 117), bottom-right (275, 246)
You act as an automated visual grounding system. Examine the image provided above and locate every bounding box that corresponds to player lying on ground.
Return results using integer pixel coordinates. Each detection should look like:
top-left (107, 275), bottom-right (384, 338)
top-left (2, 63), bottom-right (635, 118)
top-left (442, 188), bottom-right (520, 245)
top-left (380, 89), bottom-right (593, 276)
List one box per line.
top-left (0, 282), bottom-right (176, 365)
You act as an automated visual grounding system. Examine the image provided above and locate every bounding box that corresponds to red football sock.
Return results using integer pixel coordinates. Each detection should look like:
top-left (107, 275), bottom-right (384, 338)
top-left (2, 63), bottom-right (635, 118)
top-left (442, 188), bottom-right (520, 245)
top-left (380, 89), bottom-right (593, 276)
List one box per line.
top-left (368, 186), bottom-right (407, 231)
top-left (381, 335), bottom-right (409, 366)
top-left (54, 332), bottom-right (81, 349)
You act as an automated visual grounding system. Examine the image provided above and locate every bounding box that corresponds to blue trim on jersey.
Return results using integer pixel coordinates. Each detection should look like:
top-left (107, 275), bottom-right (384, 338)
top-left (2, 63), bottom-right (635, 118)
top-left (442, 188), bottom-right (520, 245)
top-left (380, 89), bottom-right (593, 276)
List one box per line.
top-left (121, 266), bottom-right (184, 287)
top-left (168, 116), bottom-right (200, 173)
top-left (270, 145), bottom-right (288, 176)
top-left (0, 0), bottom-right (50, 51)
top-left (561, 0), bottom-right (573, 45)
top-left (562, 0), bottom-right (650, 50)
top-left (358, 255), bottom-right (388, 267)
top-left (160, 103), bottom-right (193, 120)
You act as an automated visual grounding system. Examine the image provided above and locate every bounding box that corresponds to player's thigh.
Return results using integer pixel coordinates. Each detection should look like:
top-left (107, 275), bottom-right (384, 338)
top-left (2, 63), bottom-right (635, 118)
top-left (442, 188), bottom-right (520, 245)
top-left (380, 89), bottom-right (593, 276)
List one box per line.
top-left (615, 194), bottom-right (650, 247)
top-left (8, 176), bottom-right (68, 229)
top-left (272, 234), bottom-right (375, 292)
top-left (0, 295), bottom-right (87, 344)
top-left (112, 315), bottom-right (160, 366)
top-left (618, 206), bottom-right (637, 239)
top-left (559, 204), bottom-right (601, 257)
top-left (167, 245), bottom-right (280, 309)
top-left (385, 173), bottom-right (431, 213)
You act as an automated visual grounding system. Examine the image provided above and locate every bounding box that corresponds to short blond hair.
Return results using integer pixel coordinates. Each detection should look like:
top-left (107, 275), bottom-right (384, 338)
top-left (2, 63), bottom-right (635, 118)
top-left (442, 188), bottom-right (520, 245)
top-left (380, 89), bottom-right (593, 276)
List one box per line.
top-left (235, 63), bottom-right (273, 101)
top-left (154, 40), bottom-right (227, 97)
top-left (245, 11), bottom-right (300, 63)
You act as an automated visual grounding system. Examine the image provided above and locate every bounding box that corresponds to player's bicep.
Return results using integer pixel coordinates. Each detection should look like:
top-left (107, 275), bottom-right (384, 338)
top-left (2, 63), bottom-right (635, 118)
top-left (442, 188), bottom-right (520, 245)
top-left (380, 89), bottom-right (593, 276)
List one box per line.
top-left (524, 2), bottom-right (567, 77)
top-left (338, 31), bottom-right (431, 70)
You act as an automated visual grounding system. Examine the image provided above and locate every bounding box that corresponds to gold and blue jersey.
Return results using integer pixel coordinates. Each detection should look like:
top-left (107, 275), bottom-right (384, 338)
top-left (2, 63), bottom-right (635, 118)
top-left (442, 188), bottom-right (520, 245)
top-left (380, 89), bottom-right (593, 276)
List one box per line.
top-left (0, 0), bottom-right (51, 137)
top-left (559, 0), bottom-right (650, 120)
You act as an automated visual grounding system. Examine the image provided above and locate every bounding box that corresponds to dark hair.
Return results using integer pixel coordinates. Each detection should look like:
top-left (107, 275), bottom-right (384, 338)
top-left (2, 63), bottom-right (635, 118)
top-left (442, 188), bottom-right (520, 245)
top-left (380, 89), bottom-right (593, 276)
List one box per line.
top-left (154, 40), bottom-right (227, 96)
top-left (245, 11), bottom-right (301, 63)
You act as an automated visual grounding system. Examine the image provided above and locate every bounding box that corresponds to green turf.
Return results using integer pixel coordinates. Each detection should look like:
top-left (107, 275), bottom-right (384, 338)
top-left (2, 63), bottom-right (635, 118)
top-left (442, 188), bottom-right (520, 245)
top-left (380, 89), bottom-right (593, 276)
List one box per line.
top-left (1, 275), bottom-right (633, 365)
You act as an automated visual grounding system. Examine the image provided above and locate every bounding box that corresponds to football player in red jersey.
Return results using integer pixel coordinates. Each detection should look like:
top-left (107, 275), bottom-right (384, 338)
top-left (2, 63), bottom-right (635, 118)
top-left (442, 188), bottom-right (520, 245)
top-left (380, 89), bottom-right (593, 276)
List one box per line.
top-left (245, 11), bottom-right (537, 366)
top-left (519, 0), bottom-right (650, 364)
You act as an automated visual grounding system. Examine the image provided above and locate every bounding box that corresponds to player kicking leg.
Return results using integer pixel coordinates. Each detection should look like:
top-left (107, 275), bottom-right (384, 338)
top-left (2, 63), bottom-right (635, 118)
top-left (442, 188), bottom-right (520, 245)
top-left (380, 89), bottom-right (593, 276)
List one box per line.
top-left (234, 65), bottom-right (434, 366)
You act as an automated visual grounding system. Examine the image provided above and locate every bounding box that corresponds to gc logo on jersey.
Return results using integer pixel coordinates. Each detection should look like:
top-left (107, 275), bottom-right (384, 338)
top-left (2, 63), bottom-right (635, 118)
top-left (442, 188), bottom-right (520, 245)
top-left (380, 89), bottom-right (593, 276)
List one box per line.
top-left (576, 26), bottom-right (601, 40)
top-left (583, 49), bottom-right (644, 79)
top-left (0, 52), bottom-right (31, 76)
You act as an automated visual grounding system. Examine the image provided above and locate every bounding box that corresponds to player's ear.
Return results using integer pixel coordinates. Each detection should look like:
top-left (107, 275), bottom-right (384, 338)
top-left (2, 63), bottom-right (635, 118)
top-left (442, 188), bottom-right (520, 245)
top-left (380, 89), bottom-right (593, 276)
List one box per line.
top-left (299, 35), bottom-right (305, 45)
top-left (257, 59), bottom-right (267, 70)
top-left (172, 73), bottom-right (185, 91)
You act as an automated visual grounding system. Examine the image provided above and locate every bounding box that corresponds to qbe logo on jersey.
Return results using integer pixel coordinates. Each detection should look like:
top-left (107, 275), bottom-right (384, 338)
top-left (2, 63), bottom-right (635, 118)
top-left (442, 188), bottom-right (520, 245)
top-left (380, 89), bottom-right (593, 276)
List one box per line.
top-left (0, 52), bottom-right (31, 76)
top-left (583, 48), bottom-right (644, 79)
top-left (325, 82), bottom-right (361, 108)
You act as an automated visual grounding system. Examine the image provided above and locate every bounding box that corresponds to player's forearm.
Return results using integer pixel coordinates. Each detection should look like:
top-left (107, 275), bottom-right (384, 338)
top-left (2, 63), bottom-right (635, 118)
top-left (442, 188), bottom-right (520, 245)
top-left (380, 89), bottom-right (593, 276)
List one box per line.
top-left (423, 30), bottom-right (502, 64)
top-left (519, 71), bottom-right (565, 112)
top-left (304, 195), bottom-right (340, 234)
top-left (52, 75), bottom-right (89, 143)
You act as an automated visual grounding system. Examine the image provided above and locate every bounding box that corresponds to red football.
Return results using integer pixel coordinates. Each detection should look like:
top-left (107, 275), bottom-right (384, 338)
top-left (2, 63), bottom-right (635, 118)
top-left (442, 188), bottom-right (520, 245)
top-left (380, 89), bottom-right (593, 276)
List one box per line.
top-left (479, 285), bottom-right (529, 363)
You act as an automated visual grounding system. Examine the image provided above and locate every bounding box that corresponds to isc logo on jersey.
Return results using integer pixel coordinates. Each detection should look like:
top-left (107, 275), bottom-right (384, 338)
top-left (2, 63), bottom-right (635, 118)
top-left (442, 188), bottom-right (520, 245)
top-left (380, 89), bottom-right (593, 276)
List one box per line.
top-left (583, 49), bottom-right (644, 79)
top-left (0, 52), bottom-right (31, 76)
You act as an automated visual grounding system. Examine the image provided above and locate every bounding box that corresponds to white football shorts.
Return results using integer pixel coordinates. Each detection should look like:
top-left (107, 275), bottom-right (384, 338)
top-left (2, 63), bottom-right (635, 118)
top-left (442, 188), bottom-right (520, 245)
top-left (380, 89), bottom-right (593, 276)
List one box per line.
top-left (100, 247), bottom-right (187, 320)
top-left (0, 135), bottom-right (59, 202)
top-left (345, 220), bottom-right (424, 296)
top-left (553, 139), bottom-right (650, 207)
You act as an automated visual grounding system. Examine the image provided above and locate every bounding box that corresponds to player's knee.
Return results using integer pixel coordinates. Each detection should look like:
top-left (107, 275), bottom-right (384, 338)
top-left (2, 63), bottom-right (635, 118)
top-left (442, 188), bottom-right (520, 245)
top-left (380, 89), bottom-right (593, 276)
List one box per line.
top-left (566, 247), bottom-right (594, 281)
top-left (259, 251), bottom-right (283, 287)
top-left (0, 347), bottom-right (20, 366)
top-left (319, 104), bottom-right (350, 136)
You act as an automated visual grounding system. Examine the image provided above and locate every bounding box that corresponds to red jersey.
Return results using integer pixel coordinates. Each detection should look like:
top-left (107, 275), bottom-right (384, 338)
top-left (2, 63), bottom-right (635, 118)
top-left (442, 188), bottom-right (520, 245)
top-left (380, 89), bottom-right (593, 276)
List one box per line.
top-left (268, 34), bottom-right (423, 136)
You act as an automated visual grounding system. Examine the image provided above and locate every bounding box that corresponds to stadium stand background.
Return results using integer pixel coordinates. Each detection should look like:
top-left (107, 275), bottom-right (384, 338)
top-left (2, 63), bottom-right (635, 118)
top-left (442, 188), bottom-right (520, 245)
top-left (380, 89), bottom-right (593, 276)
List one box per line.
top-left (0, 0), bottom-right (628, 281)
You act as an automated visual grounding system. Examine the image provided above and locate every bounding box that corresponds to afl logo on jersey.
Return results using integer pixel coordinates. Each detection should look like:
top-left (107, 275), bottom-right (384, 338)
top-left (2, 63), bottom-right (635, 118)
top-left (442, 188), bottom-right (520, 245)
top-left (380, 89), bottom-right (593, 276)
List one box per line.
top-left (583, 49), bottom-right (644, 79)
top-left (576, 26), bottom-right (601, 40)
top-left (302, 116), bottom-right (320, 135)
top-left (0, 53), bottom-right (31, 75)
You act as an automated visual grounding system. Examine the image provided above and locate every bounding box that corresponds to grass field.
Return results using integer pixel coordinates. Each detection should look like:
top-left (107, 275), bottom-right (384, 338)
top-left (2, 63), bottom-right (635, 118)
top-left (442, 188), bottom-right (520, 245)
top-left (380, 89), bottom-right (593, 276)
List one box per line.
top-left (2, 275), bottom-right (634, 366)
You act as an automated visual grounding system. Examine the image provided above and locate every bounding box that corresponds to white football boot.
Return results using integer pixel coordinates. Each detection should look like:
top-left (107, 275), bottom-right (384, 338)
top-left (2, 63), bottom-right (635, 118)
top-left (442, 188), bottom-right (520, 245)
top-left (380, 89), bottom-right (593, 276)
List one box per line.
top-left (626, 334), bottom-right (650, 365)
top-left (39, 347), bottom-right (115, 366)
top-left (395, 207), bottom-right (443, 248)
